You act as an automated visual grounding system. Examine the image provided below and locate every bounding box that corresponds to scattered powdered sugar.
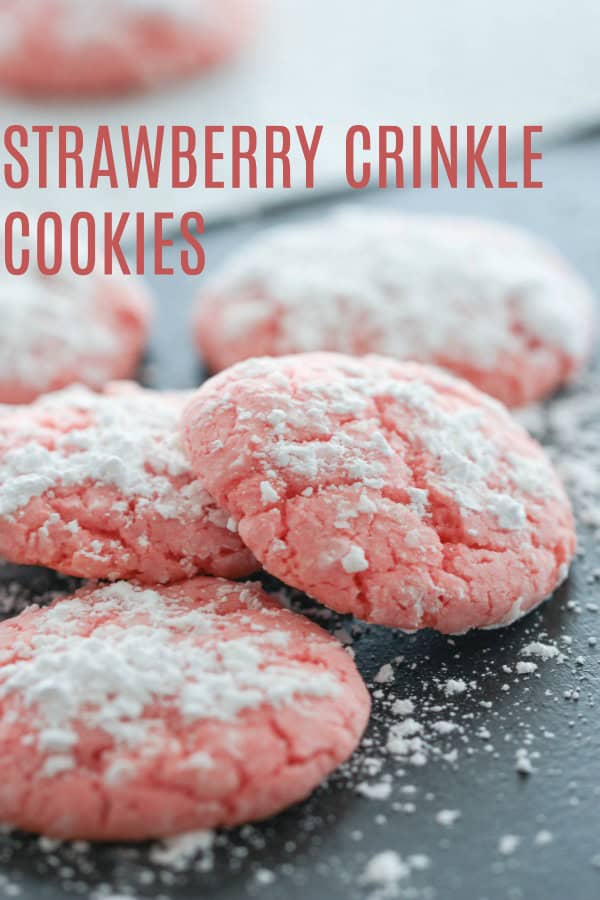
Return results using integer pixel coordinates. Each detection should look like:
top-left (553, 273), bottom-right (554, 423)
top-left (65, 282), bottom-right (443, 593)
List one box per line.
top-left (387, 715), bottom-right (427, 766)
top-left (254, 867), bottom-right (276, 885)
top-left (374, 663), bottom-right (395, 684)
top-left (0, 384), bottom-right (216, 524)
top-left (149, 830), bottom-right (215, 872)
top-left (515, 747), bottom-right (534, 776)
top-left (516, 369), bottom-right (600, 550)
top-left (497, 834), bottom-right (520, 856)
top-left (207, 209), bottom-right (593, 369)
top-left (520, 641), bottom-right (562, 661)
top-left (332, 591), bottom-right (591, 885)
top-left (360, 850), bottom-right (409, 887)
top-left (356, 780), bottom-right (393, 801)
top-left (443, 678), bottom-right (467, 697)
top-left (535, 830), bottom-right (554, 846)
top-left (515, 660), bottom-right (538, 675)
top-left (359, 849), bottom-right (432, 899)
top-left (0, 581), bottom-right (341, 779)
top-left (435, 809), bottom-right (461, 827)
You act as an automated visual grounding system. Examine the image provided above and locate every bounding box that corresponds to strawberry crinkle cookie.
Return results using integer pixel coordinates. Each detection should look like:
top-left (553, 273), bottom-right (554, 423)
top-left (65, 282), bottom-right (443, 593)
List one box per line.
top-left (0, 578), bottom-right (370, 840)
top-left (0, 382), bottom-right (257, 583)
top-left (182, 353), bottom-right (576, 633)
top-left (0, 270), bottom-right (151, 404)
top-left (194, 210), bottom-right (595, 407)
top-left (0, 0), bottom-right (262, 96)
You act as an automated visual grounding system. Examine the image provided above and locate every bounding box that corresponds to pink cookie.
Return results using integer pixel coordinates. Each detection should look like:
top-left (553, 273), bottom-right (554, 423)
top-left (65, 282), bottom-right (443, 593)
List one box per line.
top-left (194, 211), bottom-right (596, 407)
top-left (0, 383), bottom-right (257, 583)
top-left (0, 0), bottom-right (261, 96)
top-left (182, 354), bottom-right (576, 633)
top-left (0, 271), bottom-right (151, 404)
top-left (0, 578), bottom-right (370, 840)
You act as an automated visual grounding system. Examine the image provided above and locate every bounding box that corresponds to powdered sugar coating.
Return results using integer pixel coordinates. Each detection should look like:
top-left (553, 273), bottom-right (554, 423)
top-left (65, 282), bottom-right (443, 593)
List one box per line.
top-left (0, 578), bottom-right (370, 839)
top-left (195, 211), bottom-right (596, 407)
top-left (182, 354), bottom-right (576, 633)
top-left (0, 383), bottom-right (257, 583)
top-left (0, 0), bottom-right (261, 95)
top-left (0, 272), bottom-right (151, 404)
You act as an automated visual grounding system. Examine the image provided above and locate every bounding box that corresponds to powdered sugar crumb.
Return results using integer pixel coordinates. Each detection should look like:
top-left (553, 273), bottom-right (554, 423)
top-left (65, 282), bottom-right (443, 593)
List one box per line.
top-left (515, 660), bottom-right (538, 675)
top-left (374, 663), bottom-right (395, 685)
top-left (520, 641), bottom-right (561, 661)
top-left (360, 850), bottom-right (409, 889)
top-left (149, 830), bottom-right (215, 872)
top-left (356, 780), bottom-right (393, 801)
top-left (444, 678), bottom-right (467, 697)
top-left (498, 834), bottom-right (520, 855)
top-left (435, 809), bottom-right (461, 827)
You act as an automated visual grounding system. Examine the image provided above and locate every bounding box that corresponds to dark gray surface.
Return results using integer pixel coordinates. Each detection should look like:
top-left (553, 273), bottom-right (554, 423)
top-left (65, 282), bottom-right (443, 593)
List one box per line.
top-left (1, 134), bottom-right (600, 900)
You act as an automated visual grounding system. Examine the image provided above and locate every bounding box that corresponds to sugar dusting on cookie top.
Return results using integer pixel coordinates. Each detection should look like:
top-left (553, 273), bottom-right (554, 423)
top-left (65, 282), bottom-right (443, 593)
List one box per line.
top-left (0, 579), bottom-right (343, 780)
top-left (0, 383), bottom-right (208, 520)
top-left (205, 210), bottom-right (593, 364)
top-left (0, 275), bottom-right (116, 391)
top-left (0, 382), bottom-right (257, 583)
top-left (197, 211), bottom-right (594, 405)
top-left (196, 354), bottom-right (560, 533)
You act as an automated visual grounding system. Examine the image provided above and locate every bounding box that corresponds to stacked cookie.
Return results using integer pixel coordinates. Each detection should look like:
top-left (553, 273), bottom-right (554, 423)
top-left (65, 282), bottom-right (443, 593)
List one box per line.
top-left (0, 213), bottom-right (591, 842)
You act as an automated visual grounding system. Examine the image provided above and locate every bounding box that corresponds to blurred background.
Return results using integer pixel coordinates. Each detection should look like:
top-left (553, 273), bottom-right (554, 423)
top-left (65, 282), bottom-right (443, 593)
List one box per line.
top-left (3, 0), bottom-right (600, 224)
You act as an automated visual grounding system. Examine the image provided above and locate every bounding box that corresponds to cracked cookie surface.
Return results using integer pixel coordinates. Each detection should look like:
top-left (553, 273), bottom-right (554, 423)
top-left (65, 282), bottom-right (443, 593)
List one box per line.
top-left (195, 211), bottom-right (595, 406)
top-left (182, 353), bottom-right (576, 632)
top-left (0, 577), bottom-right (370, 840)
top-left (0, 382), bottom-right (257, 583)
